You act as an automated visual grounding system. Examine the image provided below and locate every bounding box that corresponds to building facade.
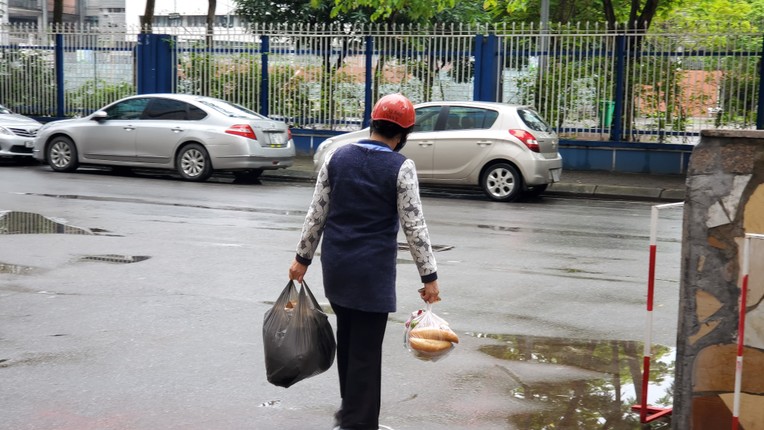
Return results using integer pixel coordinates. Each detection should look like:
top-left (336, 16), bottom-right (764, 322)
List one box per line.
top-left (3, 0), bottom-right (125, 27)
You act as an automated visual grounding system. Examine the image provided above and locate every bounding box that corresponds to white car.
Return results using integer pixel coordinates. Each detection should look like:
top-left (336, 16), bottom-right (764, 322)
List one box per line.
top-left (0, 104), bottom-right (42, 160)
top-left (314, 101), bottom-right (562, 202)
top-left (33, 94), bottom-right (295, 181)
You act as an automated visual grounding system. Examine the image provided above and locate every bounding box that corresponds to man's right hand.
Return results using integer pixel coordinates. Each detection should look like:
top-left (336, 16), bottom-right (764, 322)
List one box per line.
top-left (419, 280), bottom-right (441, 303)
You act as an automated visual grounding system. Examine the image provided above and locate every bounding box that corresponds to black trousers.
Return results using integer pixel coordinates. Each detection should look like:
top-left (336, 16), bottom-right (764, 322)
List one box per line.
top-left (330, 302), bottom-right (389, 430)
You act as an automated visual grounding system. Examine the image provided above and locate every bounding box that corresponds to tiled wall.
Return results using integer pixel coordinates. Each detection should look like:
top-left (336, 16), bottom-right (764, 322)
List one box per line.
top-left (674, 130), bottom-right (764, 429)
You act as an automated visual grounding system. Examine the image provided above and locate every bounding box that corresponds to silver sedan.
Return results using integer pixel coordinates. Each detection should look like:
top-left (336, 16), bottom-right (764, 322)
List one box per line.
top-left (314, 101), bottom-right (562, 202)
top-left (33, 94), bottom-right (295, 181)
top-left (0, 104), bottom-right (42, 160)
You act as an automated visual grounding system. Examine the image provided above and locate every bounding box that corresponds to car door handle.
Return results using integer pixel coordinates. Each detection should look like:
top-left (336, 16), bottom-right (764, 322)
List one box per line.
top-left (171, 127), bottom-right (184, 133)
top-left (417, 141), bottom-right (434, 147)
top-left (123, 126), bottom-right (135, 131)
top-left (476, 141), bottom-right (492, 147)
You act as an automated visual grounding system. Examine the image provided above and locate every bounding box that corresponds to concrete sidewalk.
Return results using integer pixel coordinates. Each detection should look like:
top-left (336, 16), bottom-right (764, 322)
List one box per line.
top-left (263, 156), bottom-right (687, 202)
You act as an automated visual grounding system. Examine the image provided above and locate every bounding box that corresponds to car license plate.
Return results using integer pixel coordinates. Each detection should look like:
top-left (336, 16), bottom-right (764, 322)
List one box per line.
top-left (269, 133), bottom-right (284, 146)
top-left (25, 140), bottom-right (34, 148)
top-left (550, 168), bottom-right (561, 182)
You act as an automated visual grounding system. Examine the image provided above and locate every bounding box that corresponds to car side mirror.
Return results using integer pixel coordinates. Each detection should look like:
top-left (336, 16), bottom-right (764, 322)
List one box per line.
top-left (91, 111), bottom-right (108, 121)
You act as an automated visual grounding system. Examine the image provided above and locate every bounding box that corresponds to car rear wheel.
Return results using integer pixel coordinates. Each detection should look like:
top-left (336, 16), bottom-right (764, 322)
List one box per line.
top-left (176, 143), bottom-right (212, 182)
top-left (481, 162), bottom-right (522, 202)
top-left (47, 136), bottom-right (79, 172)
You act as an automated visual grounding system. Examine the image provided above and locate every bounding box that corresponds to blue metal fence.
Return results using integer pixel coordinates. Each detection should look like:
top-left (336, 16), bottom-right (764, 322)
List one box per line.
top-left (1, 23), bottom-right (762, 149)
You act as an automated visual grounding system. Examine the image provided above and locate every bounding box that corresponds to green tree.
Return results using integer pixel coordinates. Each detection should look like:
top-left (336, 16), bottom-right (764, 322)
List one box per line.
top-left (322, 0), bottom-right (457, 22)
top-left (235, 0), bottom-right (369, 25)
top-left (653, 0), bottom-right (755, 32)
top-left (483, 0), bottom-right (679, 29)
top-left (484, 0), bottom-right (604, 23)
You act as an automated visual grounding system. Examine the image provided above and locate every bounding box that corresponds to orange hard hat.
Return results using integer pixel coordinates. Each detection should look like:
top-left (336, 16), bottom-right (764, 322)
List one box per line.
top-left (371, 94), bottom-right (415, 128)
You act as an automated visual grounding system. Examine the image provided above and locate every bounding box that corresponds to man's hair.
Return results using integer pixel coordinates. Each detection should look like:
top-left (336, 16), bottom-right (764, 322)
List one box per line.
top-left (370, 119), bottom-right (413, 139)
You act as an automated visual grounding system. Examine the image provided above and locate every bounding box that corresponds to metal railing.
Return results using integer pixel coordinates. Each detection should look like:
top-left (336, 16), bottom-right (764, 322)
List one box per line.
top-left (0, 23), bottom-right (761, 144)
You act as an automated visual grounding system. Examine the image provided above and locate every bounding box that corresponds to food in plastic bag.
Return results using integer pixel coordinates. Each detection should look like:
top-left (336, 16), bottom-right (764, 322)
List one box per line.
top-left (403, 303), bottom-right (458, 361)
top-left (263, 280), bottom-right (336, 388)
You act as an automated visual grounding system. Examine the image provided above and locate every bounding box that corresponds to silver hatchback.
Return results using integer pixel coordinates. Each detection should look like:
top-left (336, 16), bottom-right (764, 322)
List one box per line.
top-left (314, 101), bottom-right (562, 202)
top-left (33, 94), bottom-right (295, 181)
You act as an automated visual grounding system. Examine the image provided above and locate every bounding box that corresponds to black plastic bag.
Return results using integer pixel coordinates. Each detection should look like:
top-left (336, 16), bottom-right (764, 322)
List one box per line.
top-left (263, 280), bottom-right (336, 388)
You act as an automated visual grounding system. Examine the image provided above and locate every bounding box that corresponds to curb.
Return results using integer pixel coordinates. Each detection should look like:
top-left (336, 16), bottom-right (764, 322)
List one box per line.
top-left (263, 165), bottom-right (686, 202)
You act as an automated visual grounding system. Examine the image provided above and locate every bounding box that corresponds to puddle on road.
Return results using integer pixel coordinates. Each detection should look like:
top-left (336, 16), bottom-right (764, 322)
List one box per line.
top-left (0, 351), bottom-right (86, 368)
top-left (0, 262), bottom-right (36, 275)
top-left (258, 400), bottom-right (282, 408)
top-left (19, 193), bottom-right (307, 217)
top-left (0, 211), bottom-right (92, 235)
top-left (472, 332), bottom-right (673, 429)
top-left (476, 224), bottom-right (681, 244)
top-left (78, 255), bottom-right (151, 264)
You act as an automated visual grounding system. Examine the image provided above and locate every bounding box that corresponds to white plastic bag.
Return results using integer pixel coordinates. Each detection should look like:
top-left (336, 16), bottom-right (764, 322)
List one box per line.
top-left (403, 303), bottom-right (458, 362)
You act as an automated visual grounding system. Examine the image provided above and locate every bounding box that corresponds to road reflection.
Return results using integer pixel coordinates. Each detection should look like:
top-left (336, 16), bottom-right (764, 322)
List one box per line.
top-left (473, 333), bottom-right (673, 429)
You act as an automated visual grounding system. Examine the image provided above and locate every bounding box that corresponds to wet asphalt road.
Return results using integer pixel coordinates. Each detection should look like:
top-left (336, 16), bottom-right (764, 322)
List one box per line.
top-left (0, 164), bottom-right (681, 430)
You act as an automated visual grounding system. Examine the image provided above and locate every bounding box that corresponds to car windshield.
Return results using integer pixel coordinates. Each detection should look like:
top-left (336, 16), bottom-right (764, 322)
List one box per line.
top-left (517, 108), bottom-right (553, 132)
top-left (0, 104), bottom-right (11, 114)
top-left (198, 98), bottom-right (267, 119)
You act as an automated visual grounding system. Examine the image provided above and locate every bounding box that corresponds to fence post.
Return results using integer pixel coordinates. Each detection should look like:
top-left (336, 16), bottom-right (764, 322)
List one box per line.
top-left (260, 35), bottom-right (269, 116)
top-left (757, 34), bottom-right (764, 130)
top-left (54, 33), bottom-right (64, 118)
top-left (473, 33), bottom-right (499, 102)
top-left (136, 34), bottom-right (176, 94)
top-left (363, 35), bottom-right (373, 128)
top-left (610, 35), bottom-right (626, 141)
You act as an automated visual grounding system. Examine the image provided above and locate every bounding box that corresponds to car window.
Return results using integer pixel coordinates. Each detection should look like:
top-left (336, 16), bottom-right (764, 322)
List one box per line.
top-left (198, 98), bottom-right (266, 119)
top-left (518, 108), bottom-right (552, 132)
top-left (142, 99), bottom-right (184, 120)
top-left (105, 98), bottom-right (150, 120)
top-left (413, 106), bottom-right (441, 132)
top-left (444, 106), bottom-right (499, 130)
top-left (142, 98), bottom-right (200, 120)
top-left (187, 105), bottom-right (207, 120)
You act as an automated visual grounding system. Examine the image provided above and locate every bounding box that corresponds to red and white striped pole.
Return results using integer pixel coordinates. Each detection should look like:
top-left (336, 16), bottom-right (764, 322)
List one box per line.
top-left (732, 233), bottom-right (764, 429)
top-left (632, 202), bottom-right (682, 423)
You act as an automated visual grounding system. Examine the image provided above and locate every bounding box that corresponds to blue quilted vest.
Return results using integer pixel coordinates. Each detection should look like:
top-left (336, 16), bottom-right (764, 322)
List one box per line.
top-left (321, 140), bottom-right (406, 313)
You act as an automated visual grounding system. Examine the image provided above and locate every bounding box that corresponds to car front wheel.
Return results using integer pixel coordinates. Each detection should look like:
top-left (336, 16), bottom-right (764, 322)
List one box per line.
top-left (481, 162), bottom-right (522, 202)
top-left (176, 143), bottom-right (212, 181)
top-left (46, 136), bottom-right (79, 172)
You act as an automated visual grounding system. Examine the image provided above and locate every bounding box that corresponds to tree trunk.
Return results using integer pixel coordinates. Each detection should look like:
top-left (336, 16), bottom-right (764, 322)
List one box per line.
top-left (206, 0), bottom-right (217, 48)
top-left (52, 0), bottom-right (63, 28)
top-left (141, 0), bottom-right (155, 34)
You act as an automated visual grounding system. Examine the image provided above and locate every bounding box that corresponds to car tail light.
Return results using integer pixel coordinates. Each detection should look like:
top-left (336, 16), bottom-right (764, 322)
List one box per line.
top-left (226, 124), bottom-right (257, 140)
top-left (509, 129), bottom-right (539, 152)
top-left (287, 128), bottom-right (292, 141)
